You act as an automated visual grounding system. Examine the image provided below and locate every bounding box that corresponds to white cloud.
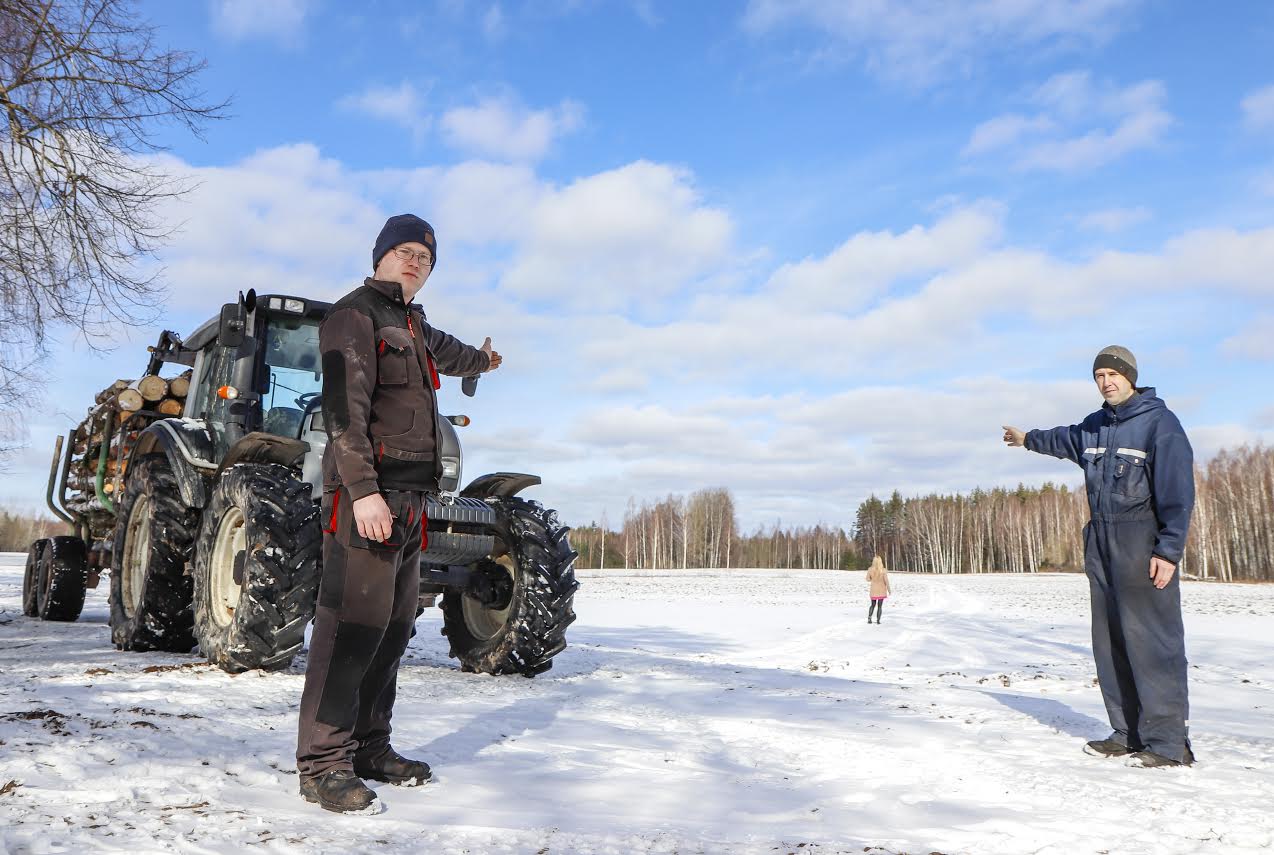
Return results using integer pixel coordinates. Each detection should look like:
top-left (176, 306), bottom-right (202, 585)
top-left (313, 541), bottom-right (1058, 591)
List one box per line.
top-left (210, 0), bottom-right (312, 44)
top-left (147, 144), bottom-right (384, 308)
top-left (762, 204), bottom-right (1004, 311)
top-left (481, 4), bottom-right (507, 41)
top-left (741, 0), bottom-right (1135, 87)
top-left (965, 72), bottom-right (1172, 172)
top-left (1259, 168), bottom-right (1274, 198)
top-left (19, 143), bottom-right (1274, 532)
top-left (1078, 206), bottom-right (1151, 232)
top-left (1221, 316), bottom-right (1274, 360)
top-left (499, 161), bottom-right (736, 307)
top-left (1241, 83), bottom-right (1274, 129)
top-left (336, 82), bottom-right (430, 138)
top-left (964, 114), bottom-right (1058, 156)
top-left (440, 97), bottom-right (584, 162)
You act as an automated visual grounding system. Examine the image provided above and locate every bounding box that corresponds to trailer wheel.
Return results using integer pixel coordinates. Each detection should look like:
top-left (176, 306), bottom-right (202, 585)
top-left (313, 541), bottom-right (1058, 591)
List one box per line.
top-left (191, 463), bottom-right (321, 672)
top-left (441, 496), bottom-right (578, 677)
top-left (37, 536), bottom-right (88, 622)
top-left (22, 539), bottom-right (49, 618)
top-left (109, 454), bottom-right (198, 652)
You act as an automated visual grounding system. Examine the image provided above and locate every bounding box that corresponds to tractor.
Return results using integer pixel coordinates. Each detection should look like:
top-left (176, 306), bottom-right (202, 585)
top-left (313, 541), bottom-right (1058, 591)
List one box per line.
top-left (25, 289), bottom-right (578, 677)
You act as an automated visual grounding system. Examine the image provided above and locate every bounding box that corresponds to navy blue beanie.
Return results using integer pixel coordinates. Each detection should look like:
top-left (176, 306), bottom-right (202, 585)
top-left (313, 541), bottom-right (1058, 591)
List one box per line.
top-left (372, 214), bottom-right (436, 272)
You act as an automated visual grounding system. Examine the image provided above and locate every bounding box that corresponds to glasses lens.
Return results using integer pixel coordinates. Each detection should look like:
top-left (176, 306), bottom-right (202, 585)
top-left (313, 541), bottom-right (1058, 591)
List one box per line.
top-left (394, 247), bottom-right (432, 266)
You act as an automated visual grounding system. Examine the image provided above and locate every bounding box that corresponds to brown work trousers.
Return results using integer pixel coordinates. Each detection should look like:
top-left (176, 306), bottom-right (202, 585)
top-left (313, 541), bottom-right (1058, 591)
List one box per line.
top-left (297, 487), bottom-right (426, 779)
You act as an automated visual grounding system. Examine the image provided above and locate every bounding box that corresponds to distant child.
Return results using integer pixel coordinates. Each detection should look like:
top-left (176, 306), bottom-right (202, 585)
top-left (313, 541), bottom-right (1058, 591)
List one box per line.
top-left (865, 555), bottom-right (890, 624)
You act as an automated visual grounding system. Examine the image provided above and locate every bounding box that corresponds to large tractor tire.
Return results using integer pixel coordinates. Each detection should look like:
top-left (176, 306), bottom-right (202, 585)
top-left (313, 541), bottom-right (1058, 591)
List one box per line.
top-left (37, 536), bottom-right (88, 621)
top-left (22, 539), bottom-right (49, 617)
top-left (441, 496), bottom-right (578, 677)
top-left (109, 454), bottom-right (198, 652)
top-left (191, 463), bottom-right (321, 672)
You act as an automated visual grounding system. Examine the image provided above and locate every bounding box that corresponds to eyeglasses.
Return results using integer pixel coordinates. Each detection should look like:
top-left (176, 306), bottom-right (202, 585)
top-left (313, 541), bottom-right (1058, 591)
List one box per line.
top-left (391, 247), bottom-right (434, 268)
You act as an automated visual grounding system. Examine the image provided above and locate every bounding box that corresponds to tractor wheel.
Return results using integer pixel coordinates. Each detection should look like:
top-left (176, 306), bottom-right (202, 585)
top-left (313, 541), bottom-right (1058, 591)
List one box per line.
top-left (37, 536), bottom-right (88, 621)
top-left (191, 463), bottom-right (321, 672)
top-left (109, 454), bottom-right (198, 652)
top-left (22, 539), bottom-right (49, 617)
top-left (441, 496), bottom-right (578, 677)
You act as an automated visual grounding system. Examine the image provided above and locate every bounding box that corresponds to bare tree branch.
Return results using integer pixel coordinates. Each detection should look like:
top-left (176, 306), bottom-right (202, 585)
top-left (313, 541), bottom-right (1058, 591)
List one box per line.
top-left (0, 0), bottom-right (226, 467)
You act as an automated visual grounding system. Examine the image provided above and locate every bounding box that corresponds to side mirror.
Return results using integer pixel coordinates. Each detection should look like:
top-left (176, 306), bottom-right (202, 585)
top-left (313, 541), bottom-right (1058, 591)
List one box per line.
top-left (217, 303), bottom-right (246, 348)
top-left (461, 375), bottom-right (479, 397)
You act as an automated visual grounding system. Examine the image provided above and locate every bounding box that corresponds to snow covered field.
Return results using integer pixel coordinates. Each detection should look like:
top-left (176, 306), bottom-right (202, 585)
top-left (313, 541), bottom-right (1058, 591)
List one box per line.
top-left (2, 554), bottom-right (1272, 855)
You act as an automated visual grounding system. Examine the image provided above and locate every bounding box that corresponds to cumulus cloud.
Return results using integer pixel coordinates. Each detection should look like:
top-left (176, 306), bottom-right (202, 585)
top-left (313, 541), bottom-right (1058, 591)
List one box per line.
top-left (1078, 206), bottom-right (1151, 232)
top-left (336, 82), bottom-right (430, 127)
top-left (1221, 316), bottom-right (1274, 360)
top-left (147, 144), bottom-right (384, 308)
top-left (741, 0), bottom-right (1135, 87)
top-left (499, 161), bottom-right (736, 308)
top-left (762, 204), bottom-right (1004, 311)
top-left (336, 82), bottom-right (431, 140)
top-left (440, 96), bottom-right (584, 162)
top-left (23, 142), bottom-right (1272, 531)
top-left (210, 0), bottom-right (312, 44)
top-left (965, 71), bottom-right (1172, 171)
top-left (963, 114), bottom-right (1058, 157)
top-left (1241, 83), bottom-right (1274, 129)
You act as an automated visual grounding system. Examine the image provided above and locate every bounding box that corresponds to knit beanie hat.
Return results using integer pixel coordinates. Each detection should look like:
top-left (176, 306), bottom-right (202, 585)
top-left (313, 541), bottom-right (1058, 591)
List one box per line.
top-left (1093, 345), bottom-right (1138, 387)
top-left (372, 214), bottom-right (436, 272)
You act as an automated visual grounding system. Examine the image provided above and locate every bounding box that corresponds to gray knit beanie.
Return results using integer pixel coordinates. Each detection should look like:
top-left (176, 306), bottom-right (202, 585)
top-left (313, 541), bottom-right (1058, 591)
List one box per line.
top-left (1093, 345), bottom-right (1138, 387)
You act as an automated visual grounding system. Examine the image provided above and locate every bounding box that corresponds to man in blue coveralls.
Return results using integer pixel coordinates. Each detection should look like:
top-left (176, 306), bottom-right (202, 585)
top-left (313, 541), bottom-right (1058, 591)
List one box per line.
top-left (1002, 345), bottom-right (1195, 768)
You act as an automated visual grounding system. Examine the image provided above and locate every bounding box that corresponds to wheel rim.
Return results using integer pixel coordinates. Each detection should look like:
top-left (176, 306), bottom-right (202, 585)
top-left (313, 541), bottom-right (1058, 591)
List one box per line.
top-left (461, 554), bottom-right (516, 641)
top-left (122, 495), bottom-right (152, 619)
top-left (208, 507), bottom-right (247, 628)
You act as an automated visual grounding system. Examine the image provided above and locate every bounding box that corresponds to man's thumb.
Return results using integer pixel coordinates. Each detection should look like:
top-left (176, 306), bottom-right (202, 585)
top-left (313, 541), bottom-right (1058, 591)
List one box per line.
top-left (482, 336), bottom-right (492, 350)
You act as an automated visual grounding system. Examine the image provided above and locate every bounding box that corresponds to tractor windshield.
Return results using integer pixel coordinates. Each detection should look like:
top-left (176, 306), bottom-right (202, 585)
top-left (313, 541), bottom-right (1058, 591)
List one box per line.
top-left (260, 313), bottom-right (323, 438)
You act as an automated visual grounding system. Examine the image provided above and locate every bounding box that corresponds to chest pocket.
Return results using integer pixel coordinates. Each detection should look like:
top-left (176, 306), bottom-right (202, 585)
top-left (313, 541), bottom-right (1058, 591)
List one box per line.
top-left (1082, 447), bottom-right (1107, 497)
top-left (1111, 448), bottom-right (1151, 498)
top-left (376, 327), bottom-right (414, 386)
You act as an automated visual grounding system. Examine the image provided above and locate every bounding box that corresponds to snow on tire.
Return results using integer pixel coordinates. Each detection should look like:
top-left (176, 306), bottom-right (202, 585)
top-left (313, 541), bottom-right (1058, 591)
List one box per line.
top-left (191, 463), bottom-right (321, 673)
top-left (109, 454), bottom-right (198, 652)
top-left (442, 496), bottom-right (578, 677)
top-left (22, 539), bottom-right (48, 618)
top-left (37, 536), bottom-right (89, 622)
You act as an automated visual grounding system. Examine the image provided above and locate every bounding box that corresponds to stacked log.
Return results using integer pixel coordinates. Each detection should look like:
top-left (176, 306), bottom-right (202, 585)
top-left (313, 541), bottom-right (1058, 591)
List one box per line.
top-left (62, 369), bottom-right (194, 514)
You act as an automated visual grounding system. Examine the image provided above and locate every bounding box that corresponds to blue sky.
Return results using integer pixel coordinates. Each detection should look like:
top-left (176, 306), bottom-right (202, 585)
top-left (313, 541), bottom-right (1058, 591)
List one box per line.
top-left (6, 0), bottom-right (1274, 531)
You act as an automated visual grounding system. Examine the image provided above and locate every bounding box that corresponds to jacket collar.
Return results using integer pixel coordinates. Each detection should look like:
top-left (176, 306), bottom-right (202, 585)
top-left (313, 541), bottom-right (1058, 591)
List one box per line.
top-left (1104, 387), bottom-right (1162, 420)
top-left (364, 277), bottom-right (405, 304)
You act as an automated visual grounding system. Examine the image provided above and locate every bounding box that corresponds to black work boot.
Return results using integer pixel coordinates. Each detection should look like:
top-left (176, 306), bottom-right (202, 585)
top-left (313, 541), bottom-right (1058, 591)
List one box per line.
top-left (354, 749), bottom-right (432, 787)
top-left (1127, 746), bottom-right (1195, 768)
top-left (1084, 738), bottom-right (1137, 758)
top-left (299, 769), bottom-right (379, 813)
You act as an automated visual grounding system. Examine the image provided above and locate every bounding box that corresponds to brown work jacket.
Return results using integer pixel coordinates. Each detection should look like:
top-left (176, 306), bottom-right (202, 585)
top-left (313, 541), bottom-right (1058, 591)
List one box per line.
top-left (319, 277), bottom-right (490, 501)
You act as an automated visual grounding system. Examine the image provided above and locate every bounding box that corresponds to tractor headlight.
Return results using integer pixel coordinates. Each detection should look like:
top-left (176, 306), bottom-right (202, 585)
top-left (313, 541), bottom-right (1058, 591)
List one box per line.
top-left (440, 457), bottom-right (460, 480)
top-left (267, 297), bottom-right (306, 314)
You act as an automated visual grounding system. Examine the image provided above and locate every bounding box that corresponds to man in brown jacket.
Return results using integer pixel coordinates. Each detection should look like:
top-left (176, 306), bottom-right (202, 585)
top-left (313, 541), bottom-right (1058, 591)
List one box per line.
top-left (296, 214), bottom-right (501, 813)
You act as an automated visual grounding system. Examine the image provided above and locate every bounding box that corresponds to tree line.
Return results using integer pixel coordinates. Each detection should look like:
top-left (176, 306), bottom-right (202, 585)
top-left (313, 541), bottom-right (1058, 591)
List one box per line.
top-left (4, 446), bottom-right (1268, 580)
top-left (573, 445), bottom-right (1272, 582)
top-left (572, 489), bottom-right (858, 571)
top-left (849, 444), bottom-right (1272, 582)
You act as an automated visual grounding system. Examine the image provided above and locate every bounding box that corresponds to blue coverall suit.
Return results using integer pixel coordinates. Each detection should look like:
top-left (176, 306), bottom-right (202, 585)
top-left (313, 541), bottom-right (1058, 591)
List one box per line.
top-left (1026, 388), bottom-right (1195, 763)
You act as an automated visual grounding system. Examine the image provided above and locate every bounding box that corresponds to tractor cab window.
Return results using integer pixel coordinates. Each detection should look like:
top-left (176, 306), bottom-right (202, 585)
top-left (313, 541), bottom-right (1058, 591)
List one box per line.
top-left (260, 314), bottom-right (323, 439)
